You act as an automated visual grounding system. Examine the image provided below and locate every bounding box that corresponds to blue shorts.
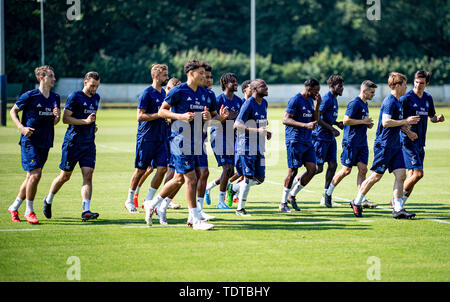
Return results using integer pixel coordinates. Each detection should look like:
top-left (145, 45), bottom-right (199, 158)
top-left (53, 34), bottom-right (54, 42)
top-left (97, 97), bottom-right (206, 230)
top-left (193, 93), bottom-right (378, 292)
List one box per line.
top-left (21, 140), bottom-right (49, 172)
top-left (402, 143), bottom-right (425, 170)
top-left (172, 152), bottom-right (208, 174)
top-left (341, 143), bottom-right (369, 167)
top-left (135, 140), bottom-right (168, 170)
top-left (286, 141), bottom-right (316, 169)
top-left (313, 138), bottom-right (337, 165)
top-left (370, 144), bottom-right (405, 174)
top-left (59, 141), bottom-right (96, 171)
top-left (235, 154), bottom-right (265, 178)
top-left (214, 153), bottom-right (235, 167)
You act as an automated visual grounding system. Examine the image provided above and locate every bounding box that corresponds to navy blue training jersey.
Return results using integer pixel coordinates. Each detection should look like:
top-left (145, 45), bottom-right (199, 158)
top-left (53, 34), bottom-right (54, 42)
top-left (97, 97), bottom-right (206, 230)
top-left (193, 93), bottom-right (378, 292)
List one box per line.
top-left (16, 88), bottom-right (60, 148)
top-left (313, 91), bottom-right (338, 141)
top-left (400, 90), bottom-right (436, 148)
top-left (63, 90), bottom-right (100, 145)
top-left (235, 96), bottom-right (268, 155)
top-left (136, 86), bottom-right (167, 142)
top-left (374, 94), bottom-right (403, 148)
top-left (342, 96), bottom-right (369, 147)
top-left (285, 93), bottom-right (315, 144)
top-left (211, 93), bottom-right (243, 151)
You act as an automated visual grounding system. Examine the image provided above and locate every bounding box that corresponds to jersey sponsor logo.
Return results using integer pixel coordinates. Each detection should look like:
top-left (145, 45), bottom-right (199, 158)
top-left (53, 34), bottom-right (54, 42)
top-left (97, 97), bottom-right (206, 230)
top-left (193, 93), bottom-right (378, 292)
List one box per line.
top-left (84, 109), bottom-right (97, 114)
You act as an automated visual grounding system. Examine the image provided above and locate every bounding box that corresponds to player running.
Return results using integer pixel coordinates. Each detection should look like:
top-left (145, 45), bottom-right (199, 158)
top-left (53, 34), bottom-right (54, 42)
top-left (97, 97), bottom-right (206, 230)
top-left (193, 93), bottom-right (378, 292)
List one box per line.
top-left (43, 71), bottom-right (101, 222)
top-left (400, 70), bottom-right (445, 209)
top-left (324, 80), bottom-right (377, 208)
top-left (124, 64), bottom-right (169, 214)
top-left (313, 75), bottom-right (345, 208)
top-left (350, 72), bottom-right (420, 219)
top-left (208, 73), bottom-right (243, 209)
top-left (280, 79), bottom-right (321, 212)
top-left (8, 65), bottom-right (60, 224)
top-left (234, 79), bottom-right (271, 216)
top-left (144, 59), bottom-right (227, 230)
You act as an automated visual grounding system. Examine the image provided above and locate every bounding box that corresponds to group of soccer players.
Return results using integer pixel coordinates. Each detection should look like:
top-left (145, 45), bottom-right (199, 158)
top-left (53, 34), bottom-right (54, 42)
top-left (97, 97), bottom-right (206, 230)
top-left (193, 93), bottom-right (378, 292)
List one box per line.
top-left (7, 61), bottom-right (444, 230)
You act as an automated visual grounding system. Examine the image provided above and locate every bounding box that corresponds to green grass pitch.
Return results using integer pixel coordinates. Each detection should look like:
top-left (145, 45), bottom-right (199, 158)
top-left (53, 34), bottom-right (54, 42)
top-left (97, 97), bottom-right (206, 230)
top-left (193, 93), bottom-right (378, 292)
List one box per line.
top-left (0, 106), bottom-right (449, 282)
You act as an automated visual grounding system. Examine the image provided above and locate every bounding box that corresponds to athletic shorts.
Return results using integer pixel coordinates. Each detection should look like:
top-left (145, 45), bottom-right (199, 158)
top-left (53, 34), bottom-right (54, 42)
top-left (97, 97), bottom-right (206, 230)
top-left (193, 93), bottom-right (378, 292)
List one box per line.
top-left (370, 143), bottom-right (405, 174)
top-left (214, 154), bottom-right (235, 167)
top-left (402, 143), bottom-right (425, 171)
top-left (313, 138), bottom-right (337, 165)
top-left (172, 152), bottom-right (208, 174)
top-left (235, 153), bottom-right (265, 178)
top-left (59, 141), bottom-right (96, 171)
top-left (286, 141), bottom-right (316, 169)
top-left (341, 143), bottom-right (369, 167)
top-left (21, 140), bottom-right (49, 172)
top-left (134, 139), bottom-right (168, 170)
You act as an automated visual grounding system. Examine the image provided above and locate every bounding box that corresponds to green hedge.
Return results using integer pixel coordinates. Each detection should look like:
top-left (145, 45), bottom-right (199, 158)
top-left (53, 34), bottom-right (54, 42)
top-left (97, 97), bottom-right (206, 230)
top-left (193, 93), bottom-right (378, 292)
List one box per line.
top-left (87, 44), bottom-right (450, 85)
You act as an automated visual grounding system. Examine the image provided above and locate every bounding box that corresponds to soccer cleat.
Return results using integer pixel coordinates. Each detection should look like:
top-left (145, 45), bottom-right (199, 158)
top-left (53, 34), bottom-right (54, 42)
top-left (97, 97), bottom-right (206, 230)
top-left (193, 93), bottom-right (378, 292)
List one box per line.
top-left (24, 212), bottom-right (39, 224)
top-left (43, 198), bottom-right (52, 219)
top-left (235, 208), bottom-right (251, 216)
top-left (227, 184), bottom-right (236, 207)
top-left (361, 199), bottom-right (378, 209)
top-left (279, 202), bottom-right (291, 213)
top-left (193, 220), bottom-right (214, 231)
top-left (350, 201), bottom-right (363, 218)
top-left (159, 211), bottom-right (168, 225)
top-left (287, 195), bottom-right (301, 211)
top-left (133, 193), bottom-right (139, 209)
top-left (216, 201), bottom-right (230, 209)
top-left (124, 201), bottom-right (139, 214)
top-left (8, 209), bottom-right (21, 223)
top-left (168, 201), bottom-right (181, 209)
top-left (199, 210), bottom-right (216, 221)
top-left (81, 211), bottom-right (99, 222)
top-left (186, 215), bottom-right (193, 227)
top-left (393, 209), bottom-right (416, 219)
top-left (324, 193), bottom-right (332, 208)
top-left (205, 190), bottom-right (211, 205)
top-left (143, 201), bottom-right (154, 226)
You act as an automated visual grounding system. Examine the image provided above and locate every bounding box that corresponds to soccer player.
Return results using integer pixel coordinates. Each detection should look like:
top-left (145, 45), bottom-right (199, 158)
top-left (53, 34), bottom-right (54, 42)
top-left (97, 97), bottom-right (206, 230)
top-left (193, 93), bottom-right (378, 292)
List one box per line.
top-left (8, 65), bottom-right (60, 224)
top-left (43, 71), bottom-right (101, 222)
top-left (350, 72), bottom-right (420, 219)
top-left (208, 73), bottom-right (243, 209)
top-left (313, 75), bottom-right (344, 208)
top-left (144, 59), bottom-right (227, 230)
top-left (124, 64), bottom-right (170, 213)
top-left (400, 70), bottom-right (445, 208)
top-left (234, 79), bottom-right (271, 216)
top-left (205, 80), bottom-right (250, 206)
top-left (324, 80), bottom-right (377, 208)
top-left (279, 79), bottom-right (321, 213)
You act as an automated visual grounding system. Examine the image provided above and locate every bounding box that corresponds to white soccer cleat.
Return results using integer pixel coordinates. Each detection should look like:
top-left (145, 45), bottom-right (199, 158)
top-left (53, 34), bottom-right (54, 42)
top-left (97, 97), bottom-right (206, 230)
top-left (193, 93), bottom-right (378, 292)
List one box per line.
top-left (143, 201), bottom-right (154, 226)
top-left (193, 220), bottom-right (214, 231)
top-left (124, 201), bottom-right (139, 213)
top-left (199, 210), bottom-right (215, 221)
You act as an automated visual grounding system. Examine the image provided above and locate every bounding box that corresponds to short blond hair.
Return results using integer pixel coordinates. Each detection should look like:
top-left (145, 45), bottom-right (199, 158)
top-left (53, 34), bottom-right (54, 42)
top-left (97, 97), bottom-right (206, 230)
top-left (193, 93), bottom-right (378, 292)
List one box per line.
top-left (388, 72), bottom-right (407, 89)
top-left (151, 64), bottom-right (168, 79)
top-left (34, 65), bottom-right (54, 82)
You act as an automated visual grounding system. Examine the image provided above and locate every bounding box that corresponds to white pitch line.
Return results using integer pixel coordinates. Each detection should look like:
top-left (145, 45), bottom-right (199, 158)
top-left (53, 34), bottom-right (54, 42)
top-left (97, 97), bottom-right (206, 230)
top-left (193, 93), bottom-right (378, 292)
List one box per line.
top-left (0, 228), bottom-right (40, 232)
top-left (294, 220), bottom-right (374, 225)
top-left (426, 219), bottom-right (450, 225)
top-left (122, 224), bottom-right (187, 229)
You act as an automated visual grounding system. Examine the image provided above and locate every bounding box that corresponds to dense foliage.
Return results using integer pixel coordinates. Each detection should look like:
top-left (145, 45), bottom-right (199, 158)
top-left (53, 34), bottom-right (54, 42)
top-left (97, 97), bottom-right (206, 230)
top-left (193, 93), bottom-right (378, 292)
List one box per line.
top-left (5, 0), bottom-right (449, 84)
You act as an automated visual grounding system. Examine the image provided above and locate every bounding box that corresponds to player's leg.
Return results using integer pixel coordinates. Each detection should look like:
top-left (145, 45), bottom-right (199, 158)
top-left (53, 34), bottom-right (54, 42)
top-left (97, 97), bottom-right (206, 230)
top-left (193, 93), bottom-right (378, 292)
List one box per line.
top-left (134, 166), bottom-right (154, 208)
top-left (8, 175), bottom-right (29, 222)
top-left (80, 166), bottom-right (98, 221)
top-left (403, 168), bottom-right (423, 201)
top-left (21, 168), bottom-right (42, 224)
top-left (43, 170), bottom-right (73, 218)
top-left (196, 167), bottom-right (215, 220)
top-left (325, 165), bottom-right (352, 203)
top-left (280, 167), bottom-right (298, 213)
top-left (218, 163), bottom-right (234, 208)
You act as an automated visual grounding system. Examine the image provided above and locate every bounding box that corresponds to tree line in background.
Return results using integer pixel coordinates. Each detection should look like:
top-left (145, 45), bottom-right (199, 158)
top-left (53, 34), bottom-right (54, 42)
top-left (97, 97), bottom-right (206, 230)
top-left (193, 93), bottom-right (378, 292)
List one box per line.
top-left (5, 0), bottom-right (450, 85)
